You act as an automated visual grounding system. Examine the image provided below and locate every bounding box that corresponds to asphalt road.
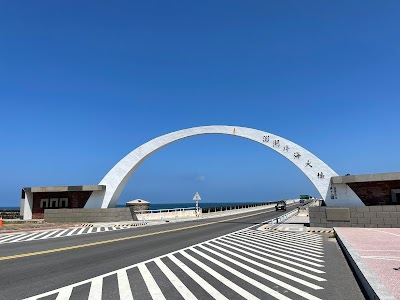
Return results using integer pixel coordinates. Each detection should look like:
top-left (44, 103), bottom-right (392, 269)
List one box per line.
top-left (0, 205), bottom-right (366, 300)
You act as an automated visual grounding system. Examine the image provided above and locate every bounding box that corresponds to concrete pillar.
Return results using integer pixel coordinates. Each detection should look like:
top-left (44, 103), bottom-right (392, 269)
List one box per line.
top-left (22, 192), bottom-right (33, 220)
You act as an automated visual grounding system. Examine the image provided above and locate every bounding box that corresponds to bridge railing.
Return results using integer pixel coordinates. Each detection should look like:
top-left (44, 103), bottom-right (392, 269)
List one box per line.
top-left (262, 199), bottom-right (319, 225)
top-left (134, 207), bottom-right (197, 214)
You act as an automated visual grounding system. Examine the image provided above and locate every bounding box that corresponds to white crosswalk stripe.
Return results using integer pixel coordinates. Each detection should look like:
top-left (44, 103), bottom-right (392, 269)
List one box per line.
top-left (7, 231), bottom-right (39, 242)
top-left (216, 236), bottom-right (325, 273)
top-left (88, 277), bottom-right (103, 300)
top-left (154, 258), bottom-right (197, 300)
top-left (179, 250), bottom-right (260, 300)
top-left (168, 254), bottom-right (229, 300)
top-left (249, 229), bottom-right (324, 249)
top-left (209, 239), bottom-right (326, 281)
top-left (117, 269), bottom-right (134, 300)
top-left (23, 227), bottom-right (327, 300)
top-left (55, 287), bottom-right (73, 300)
top-left (0, 232), bottom-right (30, 243)
top-left (54, 229), bottom-right (71, 238)
top-left (222, 234), bottom-right (325, 266)
top-left (236, 230), bottom-right (325, 255)
top-left (232, 232), bottom-right (324, 258)
top-left (65, 228), bottom-right (79, 236)
top-left (0, 225), bottom-right (135, 245)
top-left (26, 231), bottom-right (51, 241)
top-left (139, 264), bottom-right (166, 300)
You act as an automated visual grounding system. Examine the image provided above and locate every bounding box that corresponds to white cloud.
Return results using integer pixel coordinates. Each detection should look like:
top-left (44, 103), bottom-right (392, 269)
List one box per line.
top-left (195, 175), bottom-right (206, 182)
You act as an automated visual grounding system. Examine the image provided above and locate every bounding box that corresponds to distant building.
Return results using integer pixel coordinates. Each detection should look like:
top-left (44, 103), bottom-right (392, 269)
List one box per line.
top-left (126, 199), bottom-right (150, 211)
top-left (20, 185), bottom-right (106, 219)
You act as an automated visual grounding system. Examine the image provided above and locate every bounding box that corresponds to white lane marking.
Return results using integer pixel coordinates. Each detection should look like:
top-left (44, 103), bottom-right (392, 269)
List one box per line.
top-left (261, 230), bottom-right (323, 243)
top-left (117, 269), bottom-right (134, 300)
top-left (233, 232), bottom-right (324, 257)
top-left (76, 227), bottom-right (87, 235)
top-left (55, 286), bottom-right (73, 300)
top-left (247, 230), bottom-right (324, 250)
top-left (5, 231), bottom-right (40, 243)
top-left (168, 254), bottom-right (229, 300)
top-left (0, 234), bottom-right (15, 241)
top-left (87, 227), bottom-right (94, 234)
top-left (179, 250), bottom-right (259, 300)
top-left (187, 248), bottom-right (291, 300)
top-left (211, 239), bottom-right (325, 279)
top-left (54, 229), bottom-right (71, 238)
top-left (112, 227), bottom-right (119, 230)
top-left (217, 237), bottom-right (325, 273)
top-left (242, 231), bottom-right (325, 253)
top-left (25, 231), bottom-right (53, 241)
top-left (88, 277), bottom-right (103, 300)
top-left (222, 235), bottom-right (325, 266)
top-left (104, 227), bottom-right (110, 232)
top-left (232, 232), bottom-right (324, 260)
top-left (96, 227), bottom-right (102, 233)
top-left (267, 228), bottom-right (323, 238)
top-left (0, 233), bottom-right (31, 243)
top-left (154, 258), bottom-right (197, 300)
top-left (256, 227), bottom-right (324, 240)
top-left (239, 231), bottom-right (324, 254)
top-left (203, 242), bottom-right (324, 289)
top-left (39, 230), bottom-right (62, 240)
top-left (66, 228), bottom-right (79, 236)
top-left (138, 264), bottom-right (166, 300)
top-left (195, 245), bottom-right (323, 300)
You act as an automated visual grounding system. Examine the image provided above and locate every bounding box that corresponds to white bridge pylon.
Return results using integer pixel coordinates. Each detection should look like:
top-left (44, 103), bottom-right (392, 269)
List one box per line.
top-left (84, 125), bottom-right (350, 208)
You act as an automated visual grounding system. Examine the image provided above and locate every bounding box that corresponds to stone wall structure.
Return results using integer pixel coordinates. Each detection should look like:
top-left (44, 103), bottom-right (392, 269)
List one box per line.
top-left (45, 208), bottom-right (135, 223)
top-left (309, 206), bottom-right (400, 228)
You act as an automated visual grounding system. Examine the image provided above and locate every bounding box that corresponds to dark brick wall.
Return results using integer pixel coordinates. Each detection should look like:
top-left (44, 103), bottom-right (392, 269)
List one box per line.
top-left (348, 180), bottom-right (400, 206)
top-left (32, 191), bottom-right (92, 219)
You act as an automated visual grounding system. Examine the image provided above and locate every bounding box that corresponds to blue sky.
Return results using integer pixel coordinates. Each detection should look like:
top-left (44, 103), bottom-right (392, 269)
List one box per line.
top-left (1, 1), bottom-right (400, 206)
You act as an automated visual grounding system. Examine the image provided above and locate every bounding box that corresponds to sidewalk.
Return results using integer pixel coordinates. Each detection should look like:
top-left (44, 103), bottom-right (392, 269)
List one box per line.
top-left (335, 227), bottom-right (399, 300)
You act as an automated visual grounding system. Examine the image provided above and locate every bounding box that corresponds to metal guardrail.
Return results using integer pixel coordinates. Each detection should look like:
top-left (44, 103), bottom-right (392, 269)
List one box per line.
top-left (262, 199), bottom-right (318, 225)
top-left (263, 208), bottom-right (299, 225)
top-left (134, 207), bottom-right (197, 214)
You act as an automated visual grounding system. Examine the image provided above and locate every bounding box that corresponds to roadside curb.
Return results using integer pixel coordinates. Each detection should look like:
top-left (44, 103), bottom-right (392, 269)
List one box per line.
top-left (258, 225), bottom-right (334, 234)
top-left (334, 227), bottom-right (395, 300)
top-left (113, 222), bottom-right (148, 228)
top-left (305, 228), bottom-right (334, 233)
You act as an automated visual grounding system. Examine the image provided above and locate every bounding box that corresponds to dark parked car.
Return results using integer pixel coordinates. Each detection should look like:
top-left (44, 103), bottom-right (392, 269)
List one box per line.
top-left (275, 200), bottom-right (286, 211)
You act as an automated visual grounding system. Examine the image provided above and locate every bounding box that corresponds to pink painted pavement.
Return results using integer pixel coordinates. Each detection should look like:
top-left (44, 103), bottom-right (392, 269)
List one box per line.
top-left (336, 228), bottom-right (400, 299)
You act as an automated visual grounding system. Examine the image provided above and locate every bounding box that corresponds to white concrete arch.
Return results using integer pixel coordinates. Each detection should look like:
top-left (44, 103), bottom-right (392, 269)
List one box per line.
top-left (85, 125), bottom-right (363, 208)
